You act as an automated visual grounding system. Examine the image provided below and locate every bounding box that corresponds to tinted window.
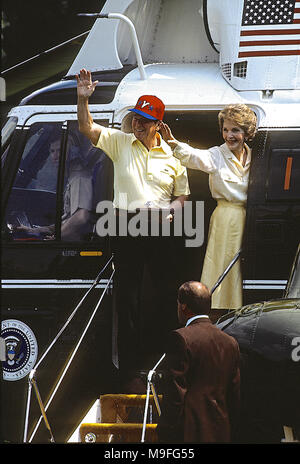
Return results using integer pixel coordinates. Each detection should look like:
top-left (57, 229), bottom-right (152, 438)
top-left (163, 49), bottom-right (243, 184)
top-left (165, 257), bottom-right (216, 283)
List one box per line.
top-left (5, 123), bottom-right (61, 240)
top-left (59, 121), bottom-right (110, 241)
top-left (4, 120), bottom-right (112, 242)
top-left (1, 116), bottom-right (18, 151)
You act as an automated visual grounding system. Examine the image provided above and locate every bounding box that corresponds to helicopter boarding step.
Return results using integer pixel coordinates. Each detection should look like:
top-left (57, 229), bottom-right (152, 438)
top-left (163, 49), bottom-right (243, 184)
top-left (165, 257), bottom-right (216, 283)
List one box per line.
top-left (79, 394), bottom-right (161, 443)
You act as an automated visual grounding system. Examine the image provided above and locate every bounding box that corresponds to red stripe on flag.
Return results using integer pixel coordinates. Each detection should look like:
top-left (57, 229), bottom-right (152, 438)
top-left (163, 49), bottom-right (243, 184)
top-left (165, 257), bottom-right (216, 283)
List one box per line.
top-left (239, 39), bottom-right (300, 46)
top-left (238, 49), bottom-right (300, 57)
top-left (240, 29), bottom-right (300, 36)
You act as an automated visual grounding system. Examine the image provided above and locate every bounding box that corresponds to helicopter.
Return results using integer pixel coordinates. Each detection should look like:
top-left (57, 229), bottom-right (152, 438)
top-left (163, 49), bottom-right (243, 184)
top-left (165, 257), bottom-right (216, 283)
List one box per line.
top-left (1, 0), bottom-right (299, 443)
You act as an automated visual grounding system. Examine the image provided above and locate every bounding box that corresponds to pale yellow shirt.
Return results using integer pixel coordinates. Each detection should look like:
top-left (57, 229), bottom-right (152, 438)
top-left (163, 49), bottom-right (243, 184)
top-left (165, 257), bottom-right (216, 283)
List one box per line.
top-left (173, 142), bottom-right (251, 205)
top-left (96, 128), bottom-right (190, 211)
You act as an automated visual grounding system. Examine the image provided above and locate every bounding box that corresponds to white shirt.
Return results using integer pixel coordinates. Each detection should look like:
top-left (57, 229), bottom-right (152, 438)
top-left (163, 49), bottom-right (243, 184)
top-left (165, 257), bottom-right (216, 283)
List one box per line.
top-left (173, 142), bottom-right (251, 205)
top-left (185, 314), bottom-right (209, 327)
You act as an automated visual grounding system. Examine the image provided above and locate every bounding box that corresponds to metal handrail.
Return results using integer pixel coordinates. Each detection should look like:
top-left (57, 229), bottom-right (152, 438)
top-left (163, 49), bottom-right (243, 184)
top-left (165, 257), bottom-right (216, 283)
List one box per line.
top-left (141, 353), bottom-right (166, 443)
top-left (210, 249), bottom-right (242, 295)
top-left (140, 250), bottom-right (242, 442)
top-left (78, 13), bottom-right (147, 80)
top-left (23, 256), bottom-right (114, 443)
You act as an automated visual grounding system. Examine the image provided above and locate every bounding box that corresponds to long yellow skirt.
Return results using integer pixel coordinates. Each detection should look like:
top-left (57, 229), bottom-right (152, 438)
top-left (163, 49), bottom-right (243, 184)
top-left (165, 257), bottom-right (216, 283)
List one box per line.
top-left (201, 200), bottom-right (246, 310)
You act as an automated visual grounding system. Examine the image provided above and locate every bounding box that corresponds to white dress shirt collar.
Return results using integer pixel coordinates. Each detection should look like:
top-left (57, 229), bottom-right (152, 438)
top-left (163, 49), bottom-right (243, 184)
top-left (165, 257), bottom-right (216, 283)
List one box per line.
top-left (185, 314), bottom-right (209, 327)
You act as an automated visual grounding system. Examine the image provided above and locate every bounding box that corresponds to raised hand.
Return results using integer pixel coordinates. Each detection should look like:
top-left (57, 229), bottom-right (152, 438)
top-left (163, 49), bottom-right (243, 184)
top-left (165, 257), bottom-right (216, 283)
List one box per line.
top-left (159, 122), bottom-right (177, 147)
top-left (76, 68), bottom-right (99, 99)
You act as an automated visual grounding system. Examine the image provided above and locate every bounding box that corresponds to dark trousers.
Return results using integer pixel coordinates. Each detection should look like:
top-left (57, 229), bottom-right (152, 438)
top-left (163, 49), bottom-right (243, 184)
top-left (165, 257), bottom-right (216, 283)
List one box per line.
top-left (111, 235), bottom-right (186, 377)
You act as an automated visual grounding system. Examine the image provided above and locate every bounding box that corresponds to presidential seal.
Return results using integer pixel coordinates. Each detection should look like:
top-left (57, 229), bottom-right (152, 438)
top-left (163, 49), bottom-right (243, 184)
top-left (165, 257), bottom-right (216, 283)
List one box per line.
top-left (1, 319), bottom-right (38, 381)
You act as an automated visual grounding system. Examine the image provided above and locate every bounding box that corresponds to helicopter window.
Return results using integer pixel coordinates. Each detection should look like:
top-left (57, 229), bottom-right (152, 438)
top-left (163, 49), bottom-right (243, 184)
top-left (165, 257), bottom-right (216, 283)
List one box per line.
top-left (1, 116), bottom-right (18, 151)
top-left (4, 120), bottom-right (113, 242)
top-left (59, 120), bottom-right (112, 242)
top-left (267, 149), bottom-right (300, 201)
top-left (5, 123), bottom-right (62, 240)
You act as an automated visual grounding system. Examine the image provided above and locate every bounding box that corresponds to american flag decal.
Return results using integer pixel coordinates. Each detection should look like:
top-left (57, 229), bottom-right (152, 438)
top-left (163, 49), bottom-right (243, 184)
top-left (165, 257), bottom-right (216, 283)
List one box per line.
top-left (239, 0), bottom-right (300, 57)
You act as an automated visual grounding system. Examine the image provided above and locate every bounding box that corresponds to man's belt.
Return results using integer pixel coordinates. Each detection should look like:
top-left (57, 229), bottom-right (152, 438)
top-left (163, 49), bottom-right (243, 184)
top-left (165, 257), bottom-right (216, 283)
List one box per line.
top-left (114, 208), bottom-right (174, 222)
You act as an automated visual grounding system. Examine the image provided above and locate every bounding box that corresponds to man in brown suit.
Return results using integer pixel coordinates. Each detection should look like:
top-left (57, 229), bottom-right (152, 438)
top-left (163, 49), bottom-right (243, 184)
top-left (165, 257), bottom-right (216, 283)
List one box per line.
top-left (157, 281), bottom-right (240, 443)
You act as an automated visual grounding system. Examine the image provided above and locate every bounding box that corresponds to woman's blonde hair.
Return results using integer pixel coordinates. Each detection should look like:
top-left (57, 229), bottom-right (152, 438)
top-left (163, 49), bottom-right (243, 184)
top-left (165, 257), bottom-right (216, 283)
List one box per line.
top-left (218, 104), bottom-right (257, 140)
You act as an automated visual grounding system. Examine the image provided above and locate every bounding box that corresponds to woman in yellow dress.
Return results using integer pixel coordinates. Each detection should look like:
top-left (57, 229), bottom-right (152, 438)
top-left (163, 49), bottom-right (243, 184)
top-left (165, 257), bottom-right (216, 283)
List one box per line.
top-left (161, 104), bottom-right (257, 310)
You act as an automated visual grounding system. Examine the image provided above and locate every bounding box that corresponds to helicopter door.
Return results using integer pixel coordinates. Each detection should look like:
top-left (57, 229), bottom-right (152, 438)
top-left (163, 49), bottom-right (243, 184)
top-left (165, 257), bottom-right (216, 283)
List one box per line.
top-left (1, 114), bottom-right (114, 280)
top-left (243, 129), bottom-right (300, 304)
top-left (0, 113), bottom-right (114, 443)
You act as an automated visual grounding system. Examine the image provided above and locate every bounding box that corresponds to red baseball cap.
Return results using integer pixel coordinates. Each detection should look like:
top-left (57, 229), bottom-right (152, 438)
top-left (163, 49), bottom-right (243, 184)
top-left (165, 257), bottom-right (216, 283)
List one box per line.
top-left (129, 95), bottom-right (165, 121)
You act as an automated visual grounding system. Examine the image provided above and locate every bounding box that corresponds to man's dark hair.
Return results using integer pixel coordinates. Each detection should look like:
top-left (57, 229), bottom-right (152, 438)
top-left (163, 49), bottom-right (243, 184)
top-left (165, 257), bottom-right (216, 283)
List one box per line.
top-left (178, 281), bottom-right (211, 315)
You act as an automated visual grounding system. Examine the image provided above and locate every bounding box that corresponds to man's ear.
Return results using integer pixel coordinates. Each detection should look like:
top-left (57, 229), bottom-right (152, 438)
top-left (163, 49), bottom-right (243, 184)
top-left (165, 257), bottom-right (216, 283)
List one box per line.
top-left (181, 303), bottom-right (188, 314)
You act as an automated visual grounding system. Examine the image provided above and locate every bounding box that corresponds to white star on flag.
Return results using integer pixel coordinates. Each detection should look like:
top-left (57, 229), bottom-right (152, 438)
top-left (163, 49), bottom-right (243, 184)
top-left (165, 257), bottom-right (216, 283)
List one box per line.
top-left (238, 0), bottom-right (300, 57)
